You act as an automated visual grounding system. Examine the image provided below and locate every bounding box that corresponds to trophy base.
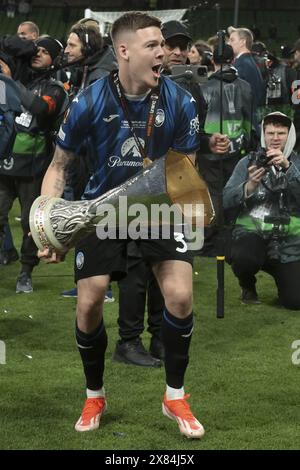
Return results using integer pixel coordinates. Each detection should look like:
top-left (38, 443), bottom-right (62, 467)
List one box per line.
top-left (29, 195), bottom-right (67, 253)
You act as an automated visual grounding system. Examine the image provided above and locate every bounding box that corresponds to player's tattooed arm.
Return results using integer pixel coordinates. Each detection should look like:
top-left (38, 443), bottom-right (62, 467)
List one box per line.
top-left (41, 146), bottom-right (76, 198)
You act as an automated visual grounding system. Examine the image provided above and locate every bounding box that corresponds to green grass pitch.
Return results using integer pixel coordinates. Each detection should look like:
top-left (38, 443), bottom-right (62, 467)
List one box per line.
top-left (1, 207), bottom-right (300, 450)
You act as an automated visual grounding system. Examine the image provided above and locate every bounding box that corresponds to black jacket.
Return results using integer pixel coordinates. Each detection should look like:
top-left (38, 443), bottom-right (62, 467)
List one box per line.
top-left (0, 34), bottom-right (37, 83)
top-left (201, 65), bottom-right (255, 160)
top-left (0, 72), bottom-right (68, 177)
top-left (68, 45), bottom-right (118, 92)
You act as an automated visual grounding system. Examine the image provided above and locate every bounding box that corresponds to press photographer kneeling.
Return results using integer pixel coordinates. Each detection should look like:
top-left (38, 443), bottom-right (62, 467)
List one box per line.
top-left (223, 112), bottom-right (300, 309)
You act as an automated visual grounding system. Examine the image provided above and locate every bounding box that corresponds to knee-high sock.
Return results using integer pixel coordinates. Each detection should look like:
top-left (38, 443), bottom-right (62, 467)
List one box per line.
top-left (75, 320), bottom-right (108, 390)
top-left (161, 309), bottom-right (194, 389)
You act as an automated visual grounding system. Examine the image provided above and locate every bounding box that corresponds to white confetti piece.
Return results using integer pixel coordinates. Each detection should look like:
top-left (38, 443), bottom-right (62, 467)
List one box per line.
top-left (194, 271), bottom-right (199, 275)
top-left (24, 354), bottom-right (32, 359)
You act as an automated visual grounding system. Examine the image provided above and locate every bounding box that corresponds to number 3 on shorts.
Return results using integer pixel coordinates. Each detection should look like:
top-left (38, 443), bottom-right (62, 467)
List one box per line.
top-left (174, 232), bottom-right (188, 253)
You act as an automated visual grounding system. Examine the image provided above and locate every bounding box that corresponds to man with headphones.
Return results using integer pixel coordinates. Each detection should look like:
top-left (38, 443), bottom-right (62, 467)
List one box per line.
top-left (65, 19), bottom-right (117, 92)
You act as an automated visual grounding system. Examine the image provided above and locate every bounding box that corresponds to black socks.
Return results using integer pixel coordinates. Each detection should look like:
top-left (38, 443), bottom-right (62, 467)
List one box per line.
top-left (161, 309), bottom-right (194, 389)
top-left (75, 320), bottom-right (108, 390)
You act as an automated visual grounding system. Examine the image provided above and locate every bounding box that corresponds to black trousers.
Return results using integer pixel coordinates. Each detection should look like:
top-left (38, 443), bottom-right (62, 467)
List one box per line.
top-left (117, 241), bottom-right (165, 341)
top-left (197, 155), bottom-right (240, 255)
top-left (0, 174), bottom-right (43, 270)
top-left (230, 231), bottom-right (300, 310)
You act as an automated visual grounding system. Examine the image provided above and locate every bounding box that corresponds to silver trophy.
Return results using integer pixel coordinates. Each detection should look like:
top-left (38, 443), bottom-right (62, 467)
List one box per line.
top-left (29, 150), bottom-right (215, 254)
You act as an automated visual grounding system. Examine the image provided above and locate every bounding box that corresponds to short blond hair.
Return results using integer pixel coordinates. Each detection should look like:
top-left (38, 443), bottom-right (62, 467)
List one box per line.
top-left (228, 26), bottom-right (253, 50)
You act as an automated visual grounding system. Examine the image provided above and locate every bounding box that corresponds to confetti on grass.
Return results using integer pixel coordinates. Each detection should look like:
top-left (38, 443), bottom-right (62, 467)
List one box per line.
top-left (24, 354), bottom-right (33, 360)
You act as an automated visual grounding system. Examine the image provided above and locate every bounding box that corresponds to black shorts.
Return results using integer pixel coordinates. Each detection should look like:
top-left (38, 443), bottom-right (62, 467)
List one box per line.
top-left (74, 230), bottom-right (194, 282)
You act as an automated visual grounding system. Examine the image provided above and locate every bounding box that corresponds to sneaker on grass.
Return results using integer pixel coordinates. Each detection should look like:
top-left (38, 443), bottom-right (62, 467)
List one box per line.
top-left (16, 272), bottom-right (33, 294)
top-left (162, 394), bottom-right (205, 439)
top-left (62, 287), bottom-right (114, 301)
top-left (104, 291), bottom-right (115, 303)
top-left (241, 287), bottom-right (260, 304)
top-left (75, 397), bottom-right (107, 432)
top-left (61, 287), bottom-right (78, 298)
top-left (0, 247), bottom-right (19, 265)
top-left (104, 287), bottom-right (115, 303)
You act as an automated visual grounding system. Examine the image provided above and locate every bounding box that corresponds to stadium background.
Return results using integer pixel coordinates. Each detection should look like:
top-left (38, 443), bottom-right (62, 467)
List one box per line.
top-left (0, 0), bottom-right (300, 54)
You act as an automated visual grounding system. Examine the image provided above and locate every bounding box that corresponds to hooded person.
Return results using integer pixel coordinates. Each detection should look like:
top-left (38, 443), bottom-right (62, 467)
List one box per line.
top-left (223, 112), bottom-right (300, 309)
top-left (260, 112), bottom-right (296, 158)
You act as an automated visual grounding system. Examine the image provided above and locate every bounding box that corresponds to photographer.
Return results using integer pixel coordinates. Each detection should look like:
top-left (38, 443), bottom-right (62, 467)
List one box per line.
top-left (223, 112), bottom-right (300, 309)
top-left (0, 34), bottom-right (38, 83)
top-left (0, 36), bottom-right (68, 293)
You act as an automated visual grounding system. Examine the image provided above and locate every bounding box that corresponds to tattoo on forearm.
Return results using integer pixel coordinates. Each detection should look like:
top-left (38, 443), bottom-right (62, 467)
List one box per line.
top-left (50, 147), bottom-right (75, 171)
top-left (53, 178), bottom-right (66, 193)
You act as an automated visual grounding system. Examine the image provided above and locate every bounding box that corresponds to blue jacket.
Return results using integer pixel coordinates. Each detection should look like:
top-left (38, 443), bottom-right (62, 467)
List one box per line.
top-left (234, 53), bottom-right (265, 107)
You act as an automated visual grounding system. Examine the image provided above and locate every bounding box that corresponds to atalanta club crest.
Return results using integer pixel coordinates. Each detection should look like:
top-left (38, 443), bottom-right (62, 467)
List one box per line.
top-left (155, 109), bottom-right (165, 127)
top-left (76, 251), bottom-right (84, 270)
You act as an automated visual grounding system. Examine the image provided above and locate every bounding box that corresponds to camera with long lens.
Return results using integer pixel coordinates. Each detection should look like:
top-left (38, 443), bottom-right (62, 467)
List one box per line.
top-left (248, 148), bottom-right (269, 169)
top-left (264, 212), bottom-right (290, 261)
top-left (263, 175), bottom-right (289, 261)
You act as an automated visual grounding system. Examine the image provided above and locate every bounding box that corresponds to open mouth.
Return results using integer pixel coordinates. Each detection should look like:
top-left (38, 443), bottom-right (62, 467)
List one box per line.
top-left (152, 64), bottom-right (162, 78)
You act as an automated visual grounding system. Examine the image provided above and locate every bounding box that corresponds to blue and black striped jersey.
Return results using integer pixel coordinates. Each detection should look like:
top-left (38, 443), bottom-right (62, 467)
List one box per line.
top-left (57, 74), bottom-right (200, 200)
